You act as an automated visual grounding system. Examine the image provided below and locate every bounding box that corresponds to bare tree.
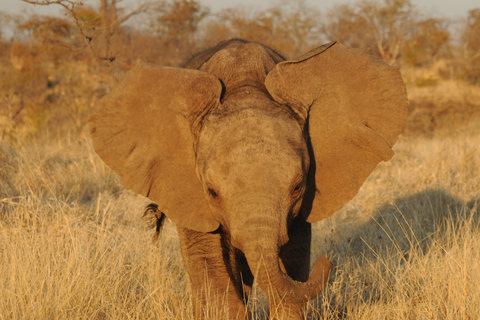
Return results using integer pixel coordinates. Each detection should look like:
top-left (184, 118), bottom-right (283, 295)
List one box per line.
top-left (358, 0), bottom-right (415, 65)
top-left (265, 0), bottom-right (322, 56)
top-left (460, 8), bottom-right (480, 83)
top-left (201, 0), bottom-right (321, 58)
top-left (20, 0), bottom-right (149, 62)
top-left (147, 0), bottom-right (209, 64)
top-left (403, 17), bottom-right (450, 66)
top-left (97, 0), bottom-right (150, 58)
top-left (322, 3), bottom-right (375, 50)
top-left (321, 0), bottom-right (415, 65)
top-left (462, 9), bottom-right (480, 61)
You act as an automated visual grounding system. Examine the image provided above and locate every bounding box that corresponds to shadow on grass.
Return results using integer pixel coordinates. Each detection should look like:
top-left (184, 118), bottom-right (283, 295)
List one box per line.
top-left (310, 189), bottom-right (479, 319)
top-left (316, 189), bottom-right (479, 264)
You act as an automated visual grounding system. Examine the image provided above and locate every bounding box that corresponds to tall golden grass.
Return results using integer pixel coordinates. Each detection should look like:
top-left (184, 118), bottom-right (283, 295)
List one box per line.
top-left (1, 77), bottom-right (479, 319)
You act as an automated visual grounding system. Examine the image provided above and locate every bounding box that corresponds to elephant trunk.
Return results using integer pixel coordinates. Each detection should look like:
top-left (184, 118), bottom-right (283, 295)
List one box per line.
top-left (242, 233), bottom-right (332, 304)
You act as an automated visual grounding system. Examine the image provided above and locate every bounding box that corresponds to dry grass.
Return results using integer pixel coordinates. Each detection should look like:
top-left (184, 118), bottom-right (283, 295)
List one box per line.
top-left (401, 63), bottom-right (480, 138)
top-left (1, 78), bottom-right (480, 319)
top-left (312, 133), bottom-right (480, 319)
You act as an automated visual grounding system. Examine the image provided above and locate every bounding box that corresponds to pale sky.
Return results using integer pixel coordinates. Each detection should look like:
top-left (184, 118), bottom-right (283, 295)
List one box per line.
top-left (1, 0), bottom-right (479, 19)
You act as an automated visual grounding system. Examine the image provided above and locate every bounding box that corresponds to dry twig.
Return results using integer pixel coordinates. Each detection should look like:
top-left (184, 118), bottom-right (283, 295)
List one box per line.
top-left (20, 0), bottom-right (148, 63)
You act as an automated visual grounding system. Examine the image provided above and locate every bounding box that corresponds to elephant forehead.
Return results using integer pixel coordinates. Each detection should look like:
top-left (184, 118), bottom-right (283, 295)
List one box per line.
top-left (197, 110), bottom-right (307, 182)
top-left (204, 110), bottom-right (303, 153)
top-left (200, 43), bottom-right (276, 90)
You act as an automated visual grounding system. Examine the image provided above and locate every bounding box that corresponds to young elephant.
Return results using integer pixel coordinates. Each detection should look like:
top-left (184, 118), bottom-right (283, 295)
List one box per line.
top-left (89, 39), bottom-right (408, 319)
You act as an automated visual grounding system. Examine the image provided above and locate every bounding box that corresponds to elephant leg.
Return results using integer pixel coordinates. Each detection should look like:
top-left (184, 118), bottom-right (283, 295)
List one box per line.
top-left (268, 216), bottom-right (312, 320)
top-left (177, 226), bottom-right (253, 320)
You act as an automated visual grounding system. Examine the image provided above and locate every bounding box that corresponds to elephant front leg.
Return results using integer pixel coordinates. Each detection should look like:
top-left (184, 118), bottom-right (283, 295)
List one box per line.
top-left (177, 226), bottom-right (253, 320)
top-left (268, 216), bottom-right (312, 320)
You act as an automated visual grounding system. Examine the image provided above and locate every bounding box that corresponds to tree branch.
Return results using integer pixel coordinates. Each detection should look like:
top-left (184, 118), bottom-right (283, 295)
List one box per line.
top-left (20, 0), bottom-right (116, 62)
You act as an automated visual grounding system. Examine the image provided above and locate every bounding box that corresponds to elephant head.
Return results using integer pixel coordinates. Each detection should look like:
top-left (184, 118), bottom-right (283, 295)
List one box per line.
top-left (89, 40), bottom-right (408, 303)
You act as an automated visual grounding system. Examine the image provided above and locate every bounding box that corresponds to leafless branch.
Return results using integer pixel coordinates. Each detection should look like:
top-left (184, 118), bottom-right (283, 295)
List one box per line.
top-left (118, 3), bottom-right (150, 25)
top-left (20, 0), bottom-right (116, 62)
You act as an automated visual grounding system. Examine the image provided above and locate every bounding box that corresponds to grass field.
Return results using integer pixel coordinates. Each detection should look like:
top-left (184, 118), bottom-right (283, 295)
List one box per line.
top-left (1, 77), bottom-right (480, 319)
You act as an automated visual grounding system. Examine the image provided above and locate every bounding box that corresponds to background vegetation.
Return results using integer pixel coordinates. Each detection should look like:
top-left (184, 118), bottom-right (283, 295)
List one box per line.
top-left (1, 0), bottom-right (479, 319)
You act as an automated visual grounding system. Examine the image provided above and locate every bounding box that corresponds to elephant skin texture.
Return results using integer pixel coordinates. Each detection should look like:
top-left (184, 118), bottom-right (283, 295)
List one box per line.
top-left (89, 39), bottom-right (409, 319)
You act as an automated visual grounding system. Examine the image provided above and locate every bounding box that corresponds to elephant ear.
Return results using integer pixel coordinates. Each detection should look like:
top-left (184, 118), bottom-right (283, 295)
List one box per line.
top-left (265, 42), bottom-right (408, 223)
top-left (90, 61), bottom-right (221, 232)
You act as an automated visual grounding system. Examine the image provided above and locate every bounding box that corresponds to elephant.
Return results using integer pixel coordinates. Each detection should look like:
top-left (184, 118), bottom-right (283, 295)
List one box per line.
top-left (89, 39), bottom-right (408, 319)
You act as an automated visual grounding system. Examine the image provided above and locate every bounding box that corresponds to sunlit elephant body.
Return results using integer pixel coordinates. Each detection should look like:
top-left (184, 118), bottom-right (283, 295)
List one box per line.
top-left (90, 39), bottom-right (408, 319)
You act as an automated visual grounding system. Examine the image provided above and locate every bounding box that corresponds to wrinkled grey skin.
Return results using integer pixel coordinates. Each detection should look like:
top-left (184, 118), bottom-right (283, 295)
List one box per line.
top-left (179, 39), bottom-right (321, 319)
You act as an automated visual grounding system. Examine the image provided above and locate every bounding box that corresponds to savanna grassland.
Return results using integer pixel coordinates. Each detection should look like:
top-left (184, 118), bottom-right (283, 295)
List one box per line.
top-left (1, 0), bottom-right (480, 319)
top-left (1, 72), bottom-right (480, 320)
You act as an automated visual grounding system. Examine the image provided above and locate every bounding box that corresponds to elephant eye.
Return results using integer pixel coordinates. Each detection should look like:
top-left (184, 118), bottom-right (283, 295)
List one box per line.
top-left (207, 188), bottom-right (220, 201)
top-left (292, 181), bottom-right (304, 198)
